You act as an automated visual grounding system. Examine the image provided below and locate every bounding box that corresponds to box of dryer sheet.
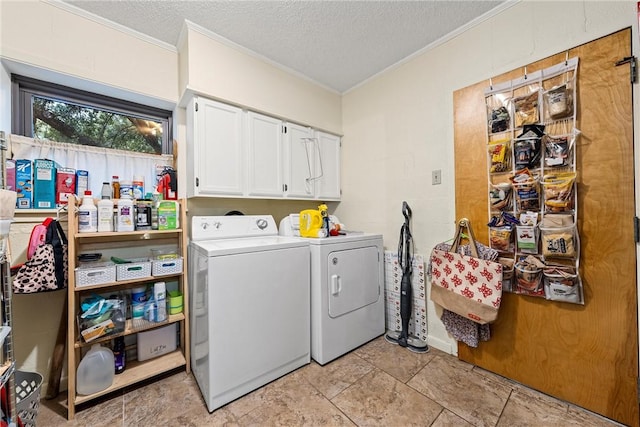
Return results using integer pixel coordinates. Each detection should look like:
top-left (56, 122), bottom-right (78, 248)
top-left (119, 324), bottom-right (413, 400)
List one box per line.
top-left (75, 170), bottom-right (88, 197)
top-left (56, 167), bottom-right (76, 205)
top-left (5, 160), bottom-right (15, 192)
top-left (33, 159), bottom-right (56, 209)
top-left (157, 201), bottom-right (178, 230)
top-left (15, 159), bottom-right (32, 209)
top-left (137, 323), bottom-right (177, 361)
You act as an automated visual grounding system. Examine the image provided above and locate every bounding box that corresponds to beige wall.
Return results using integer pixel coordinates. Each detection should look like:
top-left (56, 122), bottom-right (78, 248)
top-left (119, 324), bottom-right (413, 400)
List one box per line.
top-left (338, 0), bottom-right (637, 353)
top-left (0, 1), bottom-right (178, 108)
top-left (179, 25), bottom-right (342, 133)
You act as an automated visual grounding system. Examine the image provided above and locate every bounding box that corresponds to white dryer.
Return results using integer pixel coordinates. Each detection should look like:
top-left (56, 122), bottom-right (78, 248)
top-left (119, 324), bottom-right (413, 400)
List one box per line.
top-left (189, 215), bottom-right (310, 412)
top-left (280, 214), bottom-right (385, 365)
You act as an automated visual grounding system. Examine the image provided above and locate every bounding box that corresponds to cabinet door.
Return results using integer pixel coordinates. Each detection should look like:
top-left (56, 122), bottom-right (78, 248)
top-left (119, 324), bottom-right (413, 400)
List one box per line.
top-left (315, 131), bottom-right (341, 200)
top-left (284, 123), bottom-right (315, 199)
top-left (189, 98), bottom-right (244, 196)
top-left (246, 112), bottom-right (283, 197)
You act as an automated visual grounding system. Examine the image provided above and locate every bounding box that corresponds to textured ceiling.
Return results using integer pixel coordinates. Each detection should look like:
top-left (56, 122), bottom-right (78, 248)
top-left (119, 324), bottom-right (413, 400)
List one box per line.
top-left (62, 0), bottom-right (506, 93)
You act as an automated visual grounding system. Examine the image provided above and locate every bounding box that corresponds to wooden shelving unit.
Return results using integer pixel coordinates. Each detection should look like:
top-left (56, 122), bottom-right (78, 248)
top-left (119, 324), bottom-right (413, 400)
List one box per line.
top-left (66, 197), bottom-right (189, 419)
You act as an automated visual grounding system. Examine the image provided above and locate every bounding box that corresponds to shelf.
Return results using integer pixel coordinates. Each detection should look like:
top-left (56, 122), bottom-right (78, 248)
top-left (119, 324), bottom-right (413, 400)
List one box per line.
top-left (75, 313), bottom-right (185, 348)
top-left (74, 229), bottom-right (183, 243)
top-left (74, 350), bottom-right (187, 405)
top-left (74, 273), bottom-right (183, 292)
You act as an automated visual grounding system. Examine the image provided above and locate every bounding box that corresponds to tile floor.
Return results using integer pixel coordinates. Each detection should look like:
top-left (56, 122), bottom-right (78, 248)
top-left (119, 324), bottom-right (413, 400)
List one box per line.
top-left (38, 336), bottom-right (621, 426)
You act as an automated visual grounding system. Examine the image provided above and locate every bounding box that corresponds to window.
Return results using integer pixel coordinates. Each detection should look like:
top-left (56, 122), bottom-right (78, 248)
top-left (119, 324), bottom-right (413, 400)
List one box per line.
top-left (11, 75), bottom-right (172, 155)
top-left (9, 75), bottom-right (174, 202)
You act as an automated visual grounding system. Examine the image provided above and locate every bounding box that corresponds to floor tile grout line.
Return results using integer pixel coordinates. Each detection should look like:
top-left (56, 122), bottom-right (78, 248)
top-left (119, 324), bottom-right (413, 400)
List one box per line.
top-left (494, 388), bottom-right (515, 427)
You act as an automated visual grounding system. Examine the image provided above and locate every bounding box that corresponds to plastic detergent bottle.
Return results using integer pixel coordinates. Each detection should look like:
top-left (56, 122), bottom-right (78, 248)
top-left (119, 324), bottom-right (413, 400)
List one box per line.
top-left (113, 336), bottom-right (126, 375)
top-left (111, 176), bottom-right (120, 200)
top-left (100, 182), bottom-right (111, 200)
top-left (120, 180), bottom-right (133, 200)
top-left (97, 189), bottom-right (114, 232)
top-left (76, 344), bottom-right (115, 395)
top-left (132, 176), bottom-right (144, 200)
top-left (78, 191), bottom-right (97, 233)
top-left (116, 198), bottom-right (135, 232)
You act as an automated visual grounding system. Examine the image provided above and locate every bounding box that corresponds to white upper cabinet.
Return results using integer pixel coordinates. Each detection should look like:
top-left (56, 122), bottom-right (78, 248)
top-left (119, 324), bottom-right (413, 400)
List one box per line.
top-left (284, 123), bottom-right (315, 199)
top-left (314, 131), bottom-right (341, 200)
top-left (246, 112), bottom-right (283, 197)
top-left (187, 97), bottom-right (244, 197)
top-left (187, 96), bottom-right (341, 200)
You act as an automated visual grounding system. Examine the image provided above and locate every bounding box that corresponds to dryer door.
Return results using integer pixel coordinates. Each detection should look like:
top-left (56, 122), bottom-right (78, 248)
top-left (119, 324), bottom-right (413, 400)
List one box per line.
top-left (327, 245), bottom-right (380, 318)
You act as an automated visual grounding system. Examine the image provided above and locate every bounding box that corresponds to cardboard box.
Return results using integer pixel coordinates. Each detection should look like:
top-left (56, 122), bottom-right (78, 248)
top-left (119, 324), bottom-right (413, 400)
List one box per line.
top-left (33, 159), bottom-right (56, 209)
top-left (15, 159), bottom-right (32, 209)
top-left (5, 160), bottom-right (15, 192)
top-left (76, 170), bottom-right (88, 196)
top-left (56, 167), bottom-right (76, 205)
top-left (80, 318), bottom-right (116, 343)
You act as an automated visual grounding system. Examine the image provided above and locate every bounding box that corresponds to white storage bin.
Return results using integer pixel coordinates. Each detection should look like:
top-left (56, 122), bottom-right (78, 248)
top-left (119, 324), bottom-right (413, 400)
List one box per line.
top-left (75, 262), bottom-right (116, 287)
top-left (116, 258), bottom-right (152, 281)
top-left (152, 257), bottom-right (183, 276)
top-left (137, 323), bottom-right (177, 361)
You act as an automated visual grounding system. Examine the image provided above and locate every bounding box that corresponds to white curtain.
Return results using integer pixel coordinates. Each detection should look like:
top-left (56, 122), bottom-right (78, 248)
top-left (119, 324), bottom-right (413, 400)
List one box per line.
top-left (8, 134), bottom-right (173, 199)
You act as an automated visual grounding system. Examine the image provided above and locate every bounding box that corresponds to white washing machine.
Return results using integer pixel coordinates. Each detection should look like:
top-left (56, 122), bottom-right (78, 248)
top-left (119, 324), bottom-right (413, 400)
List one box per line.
top-left (280, 214), bottom-right (385, 365)
top-left (189, 215), bottom-right (310, 412)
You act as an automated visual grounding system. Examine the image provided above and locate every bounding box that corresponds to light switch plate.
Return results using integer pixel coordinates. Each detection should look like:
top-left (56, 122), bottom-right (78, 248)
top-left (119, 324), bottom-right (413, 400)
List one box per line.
top-left (432, 169), bottom-right (442, 185)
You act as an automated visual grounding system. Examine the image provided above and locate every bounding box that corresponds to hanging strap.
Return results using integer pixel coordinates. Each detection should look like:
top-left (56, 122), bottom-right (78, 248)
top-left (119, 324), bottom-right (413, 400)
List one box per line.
top-left (46, 220), bottom-right (67, 289)
top-left (450, 218), bottom-right (480, 258)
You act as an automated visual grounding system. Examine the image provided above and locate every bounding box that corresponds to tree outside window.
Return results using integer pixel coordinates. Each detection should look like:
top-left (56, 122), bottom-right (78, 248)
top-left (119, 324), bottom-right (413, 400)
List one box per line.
top-left (12, 75), bottom-right (172, 155)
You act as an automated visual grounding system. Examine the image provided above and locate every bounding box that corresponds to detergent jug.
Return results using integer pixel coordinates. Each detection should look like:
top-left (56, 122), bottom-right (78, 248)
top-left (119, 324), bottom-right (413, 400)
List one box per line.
top-left (299, 209), bottom-right (324, 237)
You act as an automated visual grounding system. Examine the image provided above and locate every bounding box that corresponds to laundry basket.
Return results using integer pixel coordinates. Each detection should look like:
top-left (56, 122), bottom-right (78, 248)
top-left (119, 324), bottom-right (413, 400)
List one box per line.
top-left (15, 370), bottom-right (43, 427)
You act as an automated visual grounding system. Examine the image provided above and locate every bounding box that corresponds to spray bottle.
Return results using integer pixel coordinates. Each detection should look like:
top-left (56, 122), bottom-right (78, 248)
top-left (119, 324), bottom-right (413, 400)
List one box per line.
top-left (318, 203), bottom-right (329, 237)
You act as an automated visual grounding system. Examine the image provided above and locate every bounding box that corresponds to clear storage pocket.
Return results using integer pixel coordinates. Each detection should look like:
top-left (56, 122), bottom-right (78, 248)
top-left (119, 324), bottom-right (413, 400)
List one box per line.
top-left (515, 260), bottom-right (543, 293)
top-left (543, 266), bottom-right (583, 304)
top-left (516, 225), bottom-right (538, 254)
top-left (540, 224), bottom-right (578, 259)
top-left (498, 257), bottom-right (515, 293)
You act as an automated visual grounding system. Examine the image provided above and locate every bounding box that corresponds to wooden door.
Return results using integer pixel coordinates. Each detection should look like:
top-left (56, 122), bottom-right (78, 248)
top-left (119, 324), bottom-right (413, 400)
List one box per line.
top-left (453, 29), bottom-right (637, 426)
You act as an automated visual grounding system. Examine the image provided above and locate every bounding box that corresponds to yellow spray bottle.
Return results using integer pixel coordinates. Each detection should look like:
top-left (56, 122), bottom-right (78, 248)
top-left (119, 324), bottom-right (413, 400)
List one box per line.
top-left (318, 204), bottom-right (329, 236)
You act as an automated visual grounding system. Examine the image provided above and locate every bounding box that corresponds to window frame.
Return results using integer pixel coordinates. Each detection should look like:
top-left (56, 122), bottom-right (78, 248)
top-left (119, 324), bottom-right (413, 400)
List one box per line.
top-left (11, 74), bottom-right (173, 154)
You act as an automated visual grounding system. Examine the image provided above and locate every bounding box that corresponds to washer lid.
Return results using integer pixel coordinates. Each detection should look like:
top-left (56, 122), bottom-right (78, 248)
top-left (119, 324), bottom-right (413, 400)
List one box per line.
top-left (191, 235), bottom-right (309, 256)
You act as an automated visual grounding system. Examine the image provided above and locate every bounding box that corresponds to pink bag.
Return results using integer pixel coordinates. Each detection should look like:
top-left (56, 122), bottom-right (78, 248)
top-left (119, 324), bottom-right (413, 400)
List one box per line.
top-left (27, 217), bottom-right (52, 260)
top-left (430, 218), bottom-right (503, 324)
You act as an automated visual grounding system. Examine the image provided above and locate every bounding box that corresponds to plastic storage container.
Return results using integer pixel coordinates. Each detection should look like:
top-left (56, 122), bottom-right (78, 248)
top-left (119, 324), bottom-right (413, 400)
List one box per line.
top-left (76, 344), bottom-right (115, 395)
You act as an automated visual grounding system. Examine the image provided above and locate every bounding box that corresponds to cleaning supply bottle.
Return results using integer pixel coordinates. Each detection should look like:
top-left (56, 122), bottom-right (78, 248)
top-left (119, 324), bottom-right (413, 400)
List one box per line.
top-left (154, 281), bottom-right (167, 322)
top-left (318, 203), bottom-right (329, 237)
top-left (111, 176), bottom-right (120, 200)
top-left (132, 176), bottom-right (145, 200)
top-left (78, 191), bottom-right (97, 233)
top-left (116, 198), bottom-right (135, 232)
top-left (97, 190), bottom-right (114, 232)
top-left (76, 344), bottom-right (115, 395)
top-left (120, 180), bottom-right (133, 200)
top-left (113, 336), bottom-right (126, 375)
